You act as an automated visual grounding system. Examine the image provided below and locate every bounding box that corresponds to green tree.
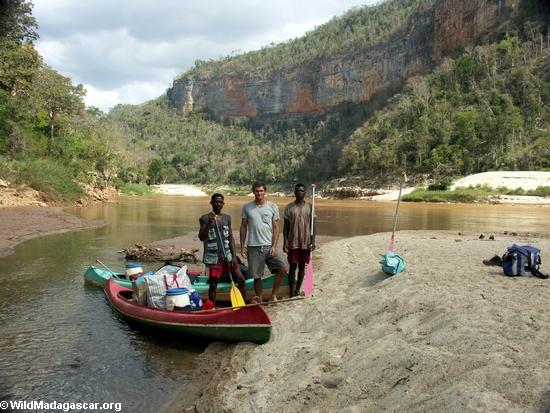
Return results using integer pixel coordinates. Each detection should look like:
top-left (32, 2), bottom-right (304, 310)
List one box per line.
top-left (0, 0), bottom-right (38, 43)
top-left (147, 158), bottom-right (165, 184)
top-left (0, 41), bottom-right (41, 95)
top-left (33, 66), bottom-right (85, 141)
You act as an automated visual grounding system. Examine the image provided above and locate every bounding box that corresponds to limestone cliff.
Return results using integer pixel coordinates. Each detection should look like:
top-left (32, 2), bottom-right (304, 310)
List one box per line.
top-left (167, 0), bottom-right (518, 126)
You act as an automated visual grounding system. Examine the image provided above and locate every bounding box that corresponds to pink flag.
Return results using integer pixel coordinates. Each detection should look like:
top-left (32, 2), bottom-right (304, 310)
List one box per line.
top-left (388, 233), bottom-right (396, 252)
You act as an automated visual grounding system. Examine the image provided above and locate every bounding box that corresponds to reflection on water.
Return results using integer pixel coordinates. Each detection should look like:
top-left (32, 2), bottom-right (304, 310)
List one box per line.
top-left (0, 195), bottom-right (549, 409)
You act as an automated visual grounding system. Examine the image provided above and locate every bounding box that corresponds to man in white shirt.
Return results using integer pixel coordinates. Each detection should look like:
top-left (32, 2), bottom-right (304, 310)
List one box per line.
top-left (240, 182), bottom-right (287, 302)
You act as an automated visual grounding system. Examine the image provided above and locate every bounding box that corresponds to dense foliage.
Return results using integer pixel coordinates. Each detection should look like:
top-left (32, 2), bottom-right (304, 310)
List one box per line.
top-left (106, 98), bottom-right (315, 185)
top-left (339, 27), bottom-right (550, 179)
top-left (183, 0), bottom-right (435, 78)
top-left (0, 0), bottom-right (119, 202)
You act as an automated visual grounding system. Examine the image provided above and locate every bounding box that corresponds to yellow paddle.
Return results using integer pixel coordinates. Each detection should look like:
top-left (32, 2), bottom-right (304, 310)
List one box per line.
top-left (213, 218), bottom-right (245, 308)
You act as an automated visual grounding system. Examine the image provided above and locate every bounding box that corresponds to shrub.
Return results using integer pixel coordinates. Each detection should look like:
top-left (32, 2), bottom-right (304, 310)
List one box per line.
top-left (120, 183), bottom-right (154, 196)
top-left (527, 186), bottom-right (550, 197)
top-left (16, 158), bottom-right (83, 202)
top-left (427, 177), bottom-right (452, 191)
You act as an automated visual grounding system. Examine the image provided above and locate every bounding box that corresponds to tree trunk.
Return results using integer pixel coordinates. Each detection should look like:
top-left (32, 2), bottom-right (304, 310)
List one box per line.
top-left (49, 111), bottom-right (55, 140)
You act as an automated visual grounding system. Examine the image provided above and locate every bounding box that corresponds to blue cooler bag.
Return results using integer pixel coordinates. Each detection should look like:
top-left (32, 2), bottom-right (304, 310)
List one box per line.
top-left (502, 244), bottom-right (547, 279)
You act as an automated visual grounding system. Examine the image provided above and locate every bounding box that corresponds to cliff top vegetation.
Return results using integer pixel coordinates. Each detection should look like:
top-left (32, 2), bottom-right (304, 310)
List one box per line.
top-left (179, 0), bottom-right (435, 79)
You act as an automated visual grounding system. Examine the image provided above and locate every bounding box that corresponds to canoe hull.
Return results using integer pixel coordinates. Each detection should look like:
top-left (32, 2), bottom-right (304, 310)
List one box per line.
top-left (194, 274), bottom-right (290, 302)
top-left (84, 266), bottom-right (132, 289)
top-left (105, 279), bottom-right (271, 344)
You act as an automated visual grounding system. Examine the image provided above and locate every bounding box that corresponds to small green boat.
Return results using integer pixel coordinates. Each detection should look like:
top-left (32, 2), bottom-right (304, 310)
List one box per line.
top-left (84, 266), bottom-right (132, 289)
top-left (84, 265), bottom-right (290, 301)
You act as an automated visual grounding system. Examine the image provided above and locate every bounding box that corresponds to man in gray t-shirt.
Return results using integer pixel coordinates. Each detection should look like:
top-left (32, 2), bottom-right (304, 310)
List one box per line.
top-left (240, 182), bottom-right (287, 302)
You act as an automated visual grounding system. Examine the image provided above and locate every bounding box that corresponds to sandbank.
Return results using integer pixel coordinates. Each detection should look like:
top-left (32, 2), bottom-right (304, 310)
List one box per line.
top-left (153, 184), bottom-right (208, 196)
top-left (371, 171), bottom-right (550, 204)
top-left (166, 230), bottom-right (550, 413)
top-left (0, 206), bottom-right (105, 257)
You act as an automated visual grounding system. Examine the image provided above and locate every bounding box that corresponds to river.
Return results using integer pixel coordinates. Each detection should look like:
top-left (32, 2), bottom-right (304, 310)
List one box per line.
top-left (1, 196), bottom-right (549, 411)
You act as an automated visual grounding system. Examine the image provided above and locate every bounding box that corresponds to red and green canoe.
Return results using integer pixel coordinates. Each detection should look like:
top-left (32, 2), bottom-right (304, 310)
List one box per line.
top-left (85, 265), bottom-right (290, 301)
top-left (104, 278), bottom-right (272, 344)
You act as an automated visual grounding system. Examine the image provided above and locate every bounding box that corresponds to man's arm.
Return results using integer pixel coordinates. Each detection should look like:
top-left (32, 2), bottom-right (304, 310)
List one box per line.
top-left (240, 218), bottom-right (248, 257)
top-left (227, 216), bottom-right (237, 264)
top-left (283, 217), bottom-right (289, 252)
top-left (198, 215), bottom-right (211, 241)
top-left (270, 219), bottom-right (280, 256)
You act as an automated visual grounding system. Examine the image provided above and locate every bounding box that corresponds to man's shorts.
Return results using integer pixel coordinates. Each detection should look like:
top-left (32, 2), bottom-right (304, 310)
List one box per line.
top-left (207, 259), bottom-right (231, 278)
top-left (287, 248), bottom-right (311, 264)
top-left (247, 246), bottom-right (286, 279)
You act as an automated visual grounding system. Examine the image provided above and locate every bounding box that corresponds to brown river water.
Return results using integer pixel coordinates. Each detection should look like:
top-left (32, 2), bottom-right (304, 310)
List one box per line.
top-left (0, 195), bottom-right (548, 411)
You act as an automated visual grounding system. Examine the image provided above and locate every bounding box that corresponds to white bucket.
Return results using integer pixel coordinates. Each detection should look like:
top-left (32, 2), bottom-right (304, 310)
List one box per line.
top-left (165, 288), bottom-right (190, 310)
top-left (125, 261), bottom-right (143, 277)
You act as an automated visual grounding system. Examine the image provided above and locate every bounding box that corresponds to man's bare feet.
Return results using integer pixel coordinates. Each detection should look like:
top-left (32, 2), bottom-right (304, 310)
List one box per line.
top-left (270, 295), bottom-right (278, 302)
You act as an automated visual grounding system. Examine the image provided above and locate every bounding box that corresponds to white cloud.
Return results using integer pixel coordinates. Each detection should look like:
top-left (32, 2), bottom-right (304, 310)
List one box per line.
top-left (84, 80), bottom-right (175, 112)
top-left (34, 39), bottom-right (67, 68)
top-left (32, 0), bottom-right (377, 111)
top-left (82, 84), bottom-right (120, 111)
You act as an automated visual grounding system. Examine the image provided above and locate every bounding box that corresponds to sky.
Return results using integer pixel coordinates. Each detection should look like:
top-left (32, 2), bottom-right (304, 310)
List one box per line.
top-left (32, 0), bottom-right (377, 112)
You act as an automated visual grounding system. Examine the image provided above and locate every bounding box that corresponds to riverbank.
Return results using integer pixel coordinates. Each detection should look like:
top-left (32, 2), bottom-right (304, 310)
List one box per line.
top-left (0, 206), bottom-right (105, 257)
top-left (371, 171), bottom-right (550, 204)
top-left (166, 230), bottom-right (550, 413)
top-left (0, 180), bottom-right (111, 257)
top-left (152, 172), bottom-right (550, 204)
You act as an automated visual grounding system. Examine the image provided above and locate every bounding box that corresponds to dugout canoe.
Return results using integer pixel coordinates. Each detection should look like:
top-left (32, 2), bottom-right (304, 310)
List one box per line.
top-left (84, 265), bottom-right (290, 301)
top-left (105, 278), bottom-right (271, 344)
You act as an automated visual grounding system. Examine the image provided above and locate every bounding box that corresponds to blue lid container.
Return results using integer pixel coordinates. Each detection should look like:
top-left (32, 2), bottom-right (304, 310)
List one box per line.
top-left (125, 261), bottom-right (141, 268)
top-left (166, 287), bottom-right (188, 296)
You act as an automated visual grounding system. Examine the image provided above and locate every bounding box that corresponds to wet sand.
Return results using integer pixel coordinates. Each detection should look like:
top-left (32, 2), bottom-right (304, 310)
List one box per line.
top-left (0, 206), bottom-right (105, 257)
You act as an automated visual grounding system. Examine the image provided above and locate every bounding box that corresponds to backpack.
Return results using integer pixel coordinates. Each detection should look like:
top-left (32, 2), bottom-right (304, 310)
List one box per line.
top-left (380, 251), bottom-right (406, 276)
top-left (502, 244), bottom-right (548, 279)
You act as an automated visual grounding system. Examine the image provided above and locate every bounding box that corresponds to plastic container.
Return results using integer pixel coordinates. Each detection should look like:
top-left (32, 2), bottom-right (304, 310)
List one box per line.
top-left (165, 287), bottom-right (190, 310)
top-left (125, 261), bottom-right (143, 278)
top-left (189, 289), bottom-right (203, 309)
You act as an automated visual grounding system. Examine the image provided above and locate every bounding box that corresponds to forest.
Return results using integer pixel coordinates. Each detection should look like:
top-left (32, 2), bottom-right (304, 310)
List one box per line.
top-left (0, 0), bottom-right (548, 203)
top-left (340, 29), bottom-right (550, 179)
top-left (0, 1), bottom-right (120, 202)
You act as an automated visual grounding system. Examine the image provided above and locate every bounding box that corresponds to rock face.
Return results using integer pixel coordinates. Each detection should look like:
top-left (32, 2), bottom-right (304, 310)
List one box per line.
top-left (167, 0), bottom-right (518, 127)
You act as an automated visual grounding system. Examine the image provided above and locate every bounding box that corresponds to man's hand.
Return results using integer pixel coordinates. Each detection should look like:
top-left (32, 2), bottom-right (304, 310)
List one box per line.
top-left (242, 246), bottom-right (248, 258)
top-left (269, 246), bottom-right (276, 257)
